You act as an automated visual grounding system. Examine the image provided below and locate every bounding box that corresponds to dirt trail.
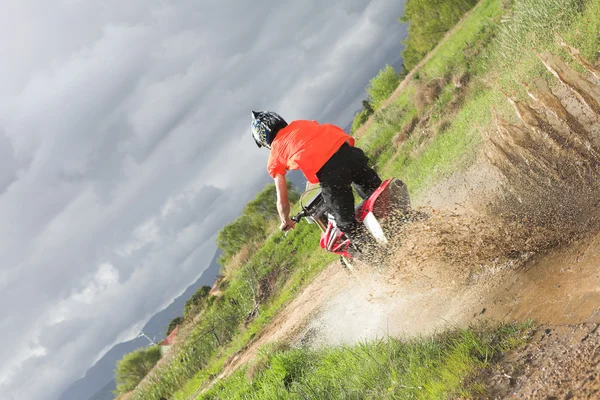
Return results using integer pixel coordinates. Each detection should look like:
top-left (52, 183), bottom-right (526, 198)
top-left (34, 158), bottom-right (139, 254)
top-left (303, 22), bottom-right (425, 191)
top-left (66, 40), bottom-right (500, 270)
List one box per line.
top-left (484, 233), bottom-right (600, 326)
top-left (484, 323), bottom-right (600, 399)
top-left (215, 47), bottom-right (600, 398)
top-left (220, 219), bottom-right (599, 379)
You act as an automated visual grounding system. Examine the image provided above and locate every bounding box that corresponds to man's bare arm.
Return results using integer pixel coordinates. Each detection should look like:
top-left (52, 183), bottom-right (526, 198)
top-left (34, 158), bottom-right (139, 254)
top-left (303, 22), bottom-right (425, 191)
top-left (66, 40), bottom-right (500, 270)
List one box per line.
top-left (274, 174), bottom-right (296, 231)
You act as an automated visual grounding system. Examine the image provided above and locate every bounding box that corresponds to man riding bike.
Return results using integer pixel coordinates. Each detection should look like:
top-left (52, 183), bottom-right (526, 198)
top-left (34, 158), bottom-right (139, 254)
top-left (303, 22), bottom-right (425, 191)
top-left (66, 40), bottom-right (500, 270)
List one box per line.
top-left (251, 110), bottom-right (382, 241)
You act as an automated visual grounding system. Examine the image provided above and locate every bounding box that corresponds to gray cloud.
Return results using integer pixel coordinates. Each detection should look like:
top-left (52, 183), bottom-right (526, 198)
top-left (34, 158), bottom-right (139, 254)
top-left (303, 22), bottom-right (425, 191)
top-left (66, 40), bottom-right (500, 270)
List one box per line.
top-left (0, 1), bottom-right (406, 399)
top-left (0, 132), bottom-right (18, 194)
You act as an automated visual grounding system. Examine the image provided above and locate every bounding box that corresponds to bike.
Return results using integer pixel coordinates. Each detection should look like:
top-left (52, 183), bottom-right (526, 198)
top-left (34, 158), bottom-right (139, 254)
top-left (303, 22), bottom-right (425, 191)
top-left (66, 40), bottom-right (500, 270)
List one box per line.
top-left (290, 178), bottom-right (412, 269)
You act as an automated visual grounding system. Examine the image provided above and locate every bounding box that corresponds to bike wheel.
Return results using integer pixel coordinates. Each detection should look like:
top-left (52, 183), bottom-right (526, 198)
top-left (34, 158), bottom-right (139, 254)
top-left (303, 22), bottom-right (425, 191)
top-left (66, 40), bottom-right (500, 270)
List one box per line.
top-left (339, 256), bottom-right (354, 271)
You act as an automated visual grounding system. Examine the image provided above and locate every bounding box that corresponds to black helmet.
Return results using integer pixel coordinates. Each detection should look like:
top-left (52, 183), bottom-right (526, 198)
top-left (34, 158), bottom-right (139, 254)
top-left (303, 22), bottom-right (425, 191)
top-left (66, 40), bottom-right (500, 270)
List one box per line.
top-left (251, 111), bottom-right (287, 149)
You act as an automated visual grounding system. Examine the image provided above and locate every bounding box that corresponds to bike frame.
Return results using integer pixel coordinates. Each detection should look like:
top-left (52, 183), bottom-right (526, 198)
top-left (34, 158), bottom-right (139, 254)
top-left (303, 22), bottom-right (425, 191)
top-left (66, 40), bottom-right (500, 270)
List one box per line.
top-left (292, 178), bottom-right (411, 259)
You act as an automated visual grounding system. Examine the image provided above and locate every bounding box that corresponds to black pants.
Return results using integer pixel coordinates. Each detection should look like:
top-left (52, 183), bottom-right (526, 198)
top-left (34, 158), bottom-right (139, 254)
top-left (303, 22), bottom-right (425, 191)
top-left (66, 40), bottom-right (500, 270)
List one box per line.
top-left (316, 143), bottom-right (382, 238)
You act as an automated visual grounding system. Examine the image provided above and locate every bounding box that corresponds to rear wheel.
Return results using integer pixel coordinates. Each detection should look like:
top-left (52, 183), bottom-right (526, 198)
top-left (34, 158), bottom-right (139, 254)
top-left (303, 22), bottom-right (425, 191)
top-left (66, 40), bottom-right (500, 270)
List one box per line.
top-left (339, 256), bottom-right (354, 271)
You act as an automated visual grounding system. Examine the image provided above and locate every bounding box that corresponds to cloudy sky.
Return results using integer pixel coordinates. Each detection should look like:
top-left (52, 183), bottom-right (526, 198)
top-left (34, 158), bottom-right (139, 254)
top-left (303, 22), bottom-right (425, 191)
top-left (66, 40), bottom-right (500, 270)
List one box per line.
top-left (0, 1), bottom-right (406, 399)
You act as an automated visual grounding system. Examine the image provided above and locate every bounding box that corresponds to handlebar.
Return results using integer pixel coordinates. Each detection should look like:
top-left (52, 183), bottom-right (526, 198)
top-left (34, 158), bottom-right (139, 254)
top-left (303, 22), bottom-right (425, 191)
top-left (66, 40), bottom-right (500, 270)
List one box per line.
top-left (286, 187), bottom-right (322, 230)
top-left (283, 209), bottom-right (309, 235)
top-left (291, 209), bottom-right (309, 223)
top-left (290, 214), bottom-right (302, 223)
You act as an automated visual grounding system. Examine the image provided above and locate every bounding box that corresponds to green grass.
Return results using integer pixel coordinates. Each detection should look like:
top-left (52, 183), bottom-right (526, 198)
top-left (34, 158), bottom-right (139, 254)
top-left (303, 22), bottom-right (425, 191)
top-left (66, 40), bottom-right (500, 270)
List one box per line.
top-left (200, 322), bottom-right (533, 400)
top-left (567, 0), bottom-right (600, 60)
top-left (382, 88), bottom-right (505, 198)
top-left (481, 0), bottom-right (594, 98)
top-left (357, 87), bottom-right (416, 157)
top-left (420, 0), bottom-right (504, 78)
top-left (172, 247), bottom-right (336, 400)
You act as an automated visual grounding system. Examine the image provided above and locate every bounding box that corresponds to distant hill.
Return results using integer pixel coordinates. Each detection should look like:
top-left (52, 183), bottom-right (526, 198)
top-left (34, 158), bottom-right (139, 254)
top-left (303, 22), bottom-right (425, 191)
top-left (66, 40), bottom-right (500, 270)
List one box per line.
top-left (58, 250), bottom-right (222, 400)
top-left (89, 379), bottom-right (116, 400)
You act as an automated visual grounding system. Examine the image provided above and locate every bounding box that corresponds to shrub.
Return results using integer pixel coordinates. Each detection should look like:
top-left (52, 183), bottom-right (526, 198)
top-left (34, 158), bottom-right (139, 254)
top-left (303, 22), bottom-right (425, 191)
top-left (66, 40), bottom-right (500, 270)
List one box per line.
top-left (361, 99), bottom-right (374, 114)
top-left (367, 65), bottom-right (401, 110)
top-left (217, 214), bottom-right (267, 265)
top-left (183, 286), bottom-right (211, 318)
top-left (115, 346), bottom-right (162, 394)
top-left (221, 241), bottom-right (258, 278)
top-left (166, 317), bottom-right (183, 336)
top-left (351, 109), bottom-right (371, 134)
top-left (217, 182), bottom-right (298, 264)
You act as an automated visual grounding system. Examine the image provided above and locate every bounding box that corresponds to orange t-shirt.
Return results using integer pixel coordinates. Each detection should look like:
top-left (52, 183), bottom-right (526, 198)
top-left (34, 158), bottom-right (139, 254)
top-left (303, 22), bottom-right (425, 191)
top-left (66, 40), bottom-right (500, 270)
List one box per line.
top-left (267, 120), bottom-right (355, 184)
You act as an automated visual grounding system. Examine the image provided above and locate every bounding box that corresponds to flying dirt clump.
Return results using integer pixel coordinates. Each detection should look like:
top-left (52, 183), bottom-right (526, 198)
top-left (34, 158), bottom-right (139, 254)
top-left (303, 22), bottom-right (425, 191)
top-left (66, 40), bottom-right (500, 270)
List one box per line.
top-left (386, 210), bottom-right (554, 287)
top-left (484, 48), bottom-right (600, 243)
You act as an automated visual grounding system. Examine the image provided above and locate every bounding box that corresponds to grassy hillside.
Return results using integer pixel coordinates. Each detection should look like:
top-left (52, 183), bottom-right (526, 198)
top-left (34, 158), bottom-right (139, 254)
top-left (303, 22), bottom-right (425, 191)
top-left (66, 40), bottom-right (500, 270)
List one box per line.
top-left (400, 0), bottom-right (479, 71)
top-left (357, 0), bottom-right (599, 199)
top-left (120, 0), bottom-right (600, 399)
